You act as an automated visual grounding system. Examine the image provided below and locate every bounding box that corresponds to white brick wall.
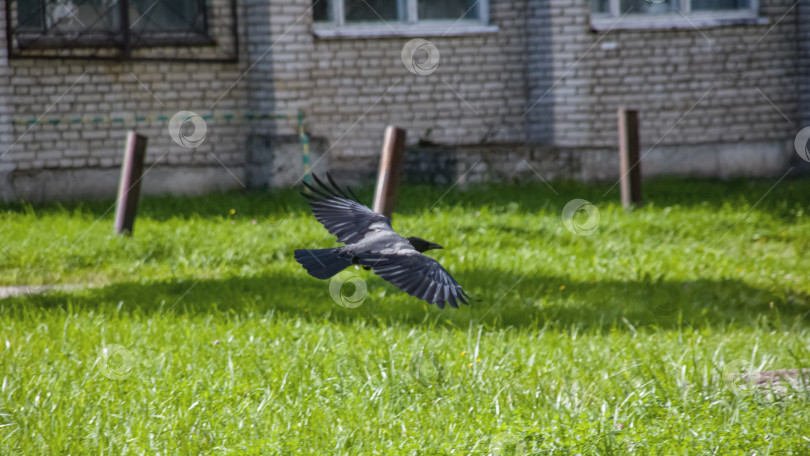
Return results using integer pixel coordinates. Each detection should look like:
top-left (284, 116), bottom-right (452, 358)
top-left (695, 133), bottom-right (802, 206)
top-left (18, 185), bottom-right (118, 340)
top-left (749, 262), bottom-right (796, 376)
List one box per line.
top-left (0, 0), bottom-right (806, 200)
top-left (0, 0), bottom-right (253, 195)
top-left (531, 0), bottom-right (801, 151)
top-left (301, 0), bottom-right (529, 162)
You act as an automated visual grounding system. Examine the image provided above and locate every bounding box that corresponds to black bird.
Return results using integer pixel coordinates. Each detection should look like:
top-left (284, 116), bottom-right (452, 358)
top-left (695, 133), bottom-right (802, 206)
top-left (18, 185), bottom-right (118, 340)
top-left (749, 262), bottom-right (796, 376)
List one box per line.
top-left (294, 174), bottom-right (470, 309)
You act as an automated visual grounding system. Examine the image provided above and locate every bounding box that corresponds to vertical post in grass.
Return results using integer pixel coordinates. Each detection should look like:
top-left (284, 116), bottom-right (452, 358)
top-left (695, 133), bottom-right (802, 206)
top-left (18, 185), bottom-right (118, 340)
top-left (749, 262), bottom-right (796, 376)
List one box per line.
top-left (373, 126), bottom-right (407, 219)
top-left (618, 107), bottom-right (642, 210)
top-left (114, 131), bottom-right (148, 236)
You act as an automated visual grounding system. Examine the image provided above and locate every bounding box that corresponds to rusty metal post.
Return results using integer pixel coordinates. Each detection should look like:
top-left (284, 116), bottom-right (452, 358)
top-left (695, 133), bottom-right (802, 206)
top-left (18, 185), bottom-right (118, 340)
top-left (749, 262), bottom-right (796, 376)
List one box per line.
top-left (372, 126), bottom-right (407, 218)
top-left (618, 108), bottom-right (642, 210)
top-left (114, 131), bottom-right (148, 235)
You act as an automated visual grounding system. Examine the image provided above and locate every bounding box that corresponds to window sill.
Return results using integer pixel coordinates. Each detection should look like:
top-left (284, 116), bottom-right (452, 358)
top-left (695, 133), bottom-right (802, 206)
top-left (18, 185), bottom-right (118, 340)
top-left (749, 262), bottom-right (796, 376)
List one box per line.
top-left (313, 22), bottom-right (499, 39)
top-left (590, 12), bottom-right (769, 31)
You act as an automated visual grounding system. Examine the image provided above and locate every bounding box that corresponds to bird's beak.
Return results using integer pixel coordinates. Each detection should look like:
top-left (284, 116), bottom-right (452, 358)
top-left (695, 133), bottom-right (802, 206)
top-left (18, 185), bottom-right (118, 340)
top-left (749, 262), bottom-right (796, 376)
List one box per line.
top-left (431, 242), bottom-right (444, 250)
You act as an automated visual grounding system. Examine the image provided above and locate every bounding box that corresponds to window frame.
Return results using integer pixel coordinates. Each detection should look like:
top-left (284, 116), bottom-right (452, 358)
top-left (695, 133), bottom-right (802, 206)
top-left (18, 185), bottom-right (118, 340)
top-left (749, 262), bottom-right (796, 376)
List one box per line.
top-left (312, 0), bottom-right (498, 39)
top-left (9, 0), bottom-right (213, 51)
top-left (590, 0), bottom-right (768, 31)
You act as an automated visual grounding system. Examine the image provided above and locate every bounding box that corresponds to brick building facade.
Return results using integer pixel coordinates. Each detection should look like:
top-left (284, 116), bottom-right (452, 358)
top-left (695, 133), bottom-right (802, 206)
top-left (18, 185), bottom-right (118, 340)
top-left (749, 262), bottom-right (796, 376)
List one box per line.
top-left (0, 0), bottom-right (807, 201)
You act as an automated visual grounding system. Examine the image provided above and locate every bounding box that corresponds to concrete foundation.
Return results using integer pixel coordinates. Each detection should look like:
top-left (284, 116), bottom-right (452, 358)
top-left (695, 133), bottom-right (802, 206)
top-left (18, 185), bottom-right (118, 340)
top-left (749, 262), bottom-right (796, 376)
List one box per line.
top-left (402, 139), bottom-right (795, 186)
top-left (0, 139), bottom-right (796, 202)
top-left (1, 165), bottom-right (245, 202)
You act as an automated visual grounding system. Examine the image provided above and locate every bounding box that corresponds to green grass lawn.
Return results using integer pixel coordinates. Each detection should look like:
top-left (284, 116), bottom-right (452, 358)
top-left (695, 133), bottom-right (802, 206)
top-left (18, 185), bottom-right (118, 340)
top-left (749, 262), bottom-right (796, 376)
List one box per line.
top-left (1, 177), bottom-right (809, 455)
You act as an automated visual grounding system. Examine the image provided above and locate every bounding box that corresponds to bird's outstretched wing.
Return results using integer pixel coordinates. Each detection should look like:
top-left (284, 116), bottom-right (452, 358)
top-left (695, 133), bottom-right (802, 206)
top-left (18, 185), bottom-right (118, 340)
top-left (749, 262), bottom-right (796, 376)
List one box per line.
top-left (302, 174), bottom-right (391, 245)
top-left (357, 252), bottom-right (470, 309)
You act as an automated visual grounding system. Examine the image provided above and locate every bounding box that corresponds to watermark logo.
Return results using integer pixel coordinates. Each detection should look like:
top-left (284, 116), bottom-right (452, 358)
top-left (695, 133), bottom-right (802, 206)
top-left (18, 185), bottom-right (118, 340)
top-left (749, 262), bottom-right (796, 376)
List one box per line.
top-left (168, 111), bottom-right (207, 148)
top-left (489, 432), bottom-right (528, 456)
top-left (722, 359), bottom-right (756, 394)
top-left (329, 271), bottom-right (367, 308)
top-left (794, 126), bottom-right (810, 162)
top-left (98, 344), bottom-right (135, 380)
top-left (647, 283), bottom-right (683, 314)
top-left (15, 264), bottom-right (54, 295)
top-left (407, 351), bottom-right (440, 384)
top-left (401, 39), bottom-right (440, 76)
top-left (562, 199), bottom-right (600, 236)
top-left (716, 46), bottom-right (751, 82)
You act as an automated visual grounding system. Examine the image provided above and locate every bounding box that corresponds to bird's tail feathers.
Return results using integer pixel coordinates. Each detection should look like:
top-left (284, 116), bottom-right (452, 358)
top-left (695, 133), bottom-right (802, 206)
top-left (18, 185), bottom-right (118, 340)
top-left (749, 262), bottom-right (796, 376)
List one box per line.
top-left (294, 247), bottom-right (352, 280)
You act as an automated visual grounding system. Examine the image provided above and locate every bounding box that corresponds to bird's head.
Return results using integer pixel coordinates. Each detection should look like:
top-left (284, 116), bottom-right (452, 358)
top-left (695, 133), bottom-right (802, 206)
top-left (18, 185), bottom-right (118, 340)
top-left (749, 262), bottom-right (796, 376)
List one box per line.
top-left (407, 236), bottom-right (444, 253)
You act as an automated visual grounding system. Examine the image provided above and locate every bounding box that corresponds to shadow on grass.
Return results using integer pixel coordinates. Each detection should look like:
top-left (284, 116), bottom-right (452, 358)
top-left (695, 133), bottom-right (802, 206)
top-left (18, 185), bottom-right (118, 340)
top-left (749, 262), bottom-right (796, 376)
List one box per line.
top-left (5, 267), bottom-right (807, 332)
top-left (1, 177), bottom-right (808, 222)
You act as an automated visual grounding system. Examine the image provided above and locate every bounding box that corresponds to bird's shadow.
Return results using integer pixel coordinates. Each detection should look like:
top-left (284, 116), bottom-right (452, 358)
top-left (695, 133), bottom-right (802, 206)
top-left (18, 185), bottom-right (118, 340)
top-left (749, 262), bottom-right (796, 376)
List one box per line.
top-left (3, 177), bottom-right (808, 332)
top-left (5, 266), bottom-right (807, 332)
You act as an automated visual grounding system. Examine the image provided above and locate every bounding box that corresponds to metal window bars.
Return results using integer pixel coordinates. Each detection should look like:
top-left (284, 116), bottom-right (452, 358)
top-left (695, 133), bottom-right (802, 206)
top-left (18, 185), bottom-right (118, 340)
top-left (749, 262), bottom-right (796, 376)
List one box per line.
top-left (6, 0), bottom-right (238, 61)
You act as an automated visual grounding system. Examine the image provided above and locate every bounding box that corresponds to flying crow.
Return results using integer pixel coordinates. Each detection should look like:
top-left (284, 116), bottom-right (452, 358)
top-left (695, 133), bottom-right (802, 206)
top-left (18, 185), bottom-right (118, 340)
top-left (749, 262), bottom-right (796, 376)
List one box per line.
top-left (294, 174), bottom-right (470, 309)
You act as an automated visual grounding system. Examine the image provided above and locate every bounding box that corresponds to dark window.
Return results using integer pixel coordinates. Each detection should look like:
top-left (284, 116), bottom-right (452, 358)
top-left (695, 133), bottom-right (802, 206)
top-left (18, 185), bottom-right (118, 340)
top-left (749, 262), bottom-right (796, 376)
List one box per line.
top-left (11, 0), bottom-right (209, 49)
top-left (620, 0), bottom-right (676, 15)
top-left (17, 0), bottom-right (45, 29)
top-left (592, 0), bottom-right (754, 15)
top-left (313, 0), bottom-right (331, 22)
top-left (592, 0), bottom-right (610, 14)
top-left (314, 0), bottom-right (484, 25)
top-left (129, 0), bottom-right (206, 34)
top-left (691, 0), bottom-right (750, 11)
top-left (418, 0), bottom-right (479, 20)
top-left (344, 0), bottom-right (403, 22)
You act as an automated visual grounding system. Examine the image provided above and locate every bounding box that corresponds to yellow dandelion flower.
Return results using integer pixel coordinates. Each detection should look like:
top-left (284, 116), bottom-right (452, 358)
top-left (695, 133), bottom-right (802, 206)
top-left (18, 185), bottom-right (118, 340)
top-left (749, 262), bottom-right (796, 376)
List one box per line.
top-left (229, 209), bottom-right (236, 215)
top-left (559, 285), bottom-right (565, 291)
top-left (461, 351), bottom-right (467, 356)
